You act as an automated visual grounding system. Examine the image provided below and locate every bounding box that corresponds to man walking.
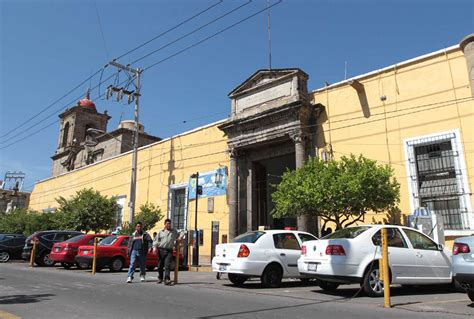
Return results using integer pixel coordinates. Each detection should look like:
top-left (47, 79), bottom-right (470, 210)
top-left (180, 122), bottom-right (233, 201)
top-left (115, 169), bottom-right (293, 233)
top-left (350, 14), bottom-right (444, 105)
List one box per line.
top-left (153, 219), bottom-right (182, 285)
top-left (126, 221), bottom-right (152, 283)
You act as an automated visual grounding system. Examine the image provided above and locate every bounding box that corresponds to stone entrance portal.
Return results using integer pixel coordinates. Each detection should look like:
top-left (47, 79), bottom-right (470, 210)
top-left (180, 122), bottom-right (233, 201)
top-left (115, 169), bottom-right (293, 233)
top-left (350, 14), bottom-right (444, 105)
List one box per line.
top-left (219, 69), bottom-right (321, 239)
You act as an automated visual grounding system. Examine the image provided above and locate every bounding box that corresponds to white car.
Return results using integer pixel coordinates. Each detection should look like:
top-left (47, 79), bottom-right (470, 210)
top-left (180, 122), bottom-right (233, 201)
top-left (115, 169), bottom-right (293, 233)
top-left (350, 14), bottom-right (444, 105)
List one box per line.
top-left (212, 230), bottom-right (318, 287)
top-left (298, 225), bottom-right (452, 297)
top-left (452, 236), bottom-right (474, 301)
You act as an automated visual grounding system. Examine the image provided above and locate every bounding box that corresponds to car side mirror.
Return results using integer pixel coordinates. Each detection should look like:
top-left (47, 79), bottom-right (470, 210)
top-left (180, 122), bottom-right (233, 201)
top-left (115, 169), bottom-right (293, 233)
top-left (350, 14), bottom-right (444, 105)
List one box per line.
top-left (438, 244), bottom-right (444, 251)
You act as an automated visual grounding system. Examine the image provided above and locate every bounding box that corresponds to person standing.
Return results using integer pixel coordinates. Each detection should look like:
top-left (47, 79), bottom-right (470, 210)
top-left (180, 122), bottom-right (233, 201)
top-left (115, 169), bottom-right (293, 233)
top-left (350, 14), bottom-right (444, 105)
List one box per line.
top-left (126, 221), bottom-right (152, 283)
top-left (153, 219), bottom-right (182, 285)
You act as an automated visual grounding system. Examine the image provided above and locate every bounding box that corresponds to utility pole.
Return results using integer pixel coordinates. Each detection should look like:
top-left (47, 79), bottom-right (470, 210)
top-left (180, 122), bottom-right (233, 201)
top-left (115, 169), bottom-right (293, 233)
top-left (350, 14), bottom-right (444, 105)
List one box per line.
top-left (190, 172), bottom-right (201, 266)
top-left (107, 61), bottom-right (142, 225)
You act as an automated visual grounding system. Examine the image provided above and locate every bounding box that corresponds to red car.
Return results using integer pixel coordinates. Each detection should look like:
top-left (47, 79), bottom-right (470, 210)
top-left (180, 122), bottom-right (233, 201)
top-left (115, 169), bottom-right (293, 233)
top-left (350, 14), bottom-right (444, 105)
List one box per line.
top-left (75, 235), bottom-right (162, 272)
top-left (50, 234), bottom-right (108, 269)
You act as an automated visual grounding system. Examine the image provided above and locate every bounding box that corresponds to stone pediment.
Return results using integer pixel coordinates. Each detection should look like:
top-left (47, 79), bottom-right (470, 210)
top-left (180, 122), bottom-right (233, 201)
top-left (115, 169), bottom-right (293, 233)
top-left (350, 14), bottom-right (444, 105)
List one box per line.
top-left (228, 68), bottom-right (309, 118)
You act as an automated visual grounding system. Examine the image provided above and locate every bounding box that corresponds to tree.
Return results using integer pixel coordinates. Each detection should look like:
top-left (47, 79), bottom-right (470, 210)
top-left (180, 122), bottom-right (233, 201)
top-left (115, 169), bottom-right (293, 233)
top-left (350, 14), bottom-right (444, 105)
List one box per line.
top-left (0, 208), bottom-right (58, 236)
top-left (119, 203), bottom-right (164, 235)
top-left (56, 188), bottom-right (120, 233)
top-left (271, 154), bottom-right (400, 230)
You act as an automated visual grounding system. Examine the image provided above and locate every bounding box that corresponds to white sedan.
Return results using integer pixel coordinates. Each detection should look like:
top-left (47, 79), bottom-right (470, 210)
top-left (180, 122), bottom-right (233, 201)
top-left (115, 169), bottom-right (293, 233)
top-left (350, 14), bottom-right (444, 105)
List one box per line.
top-left (212, 230), bottom-right (317, 287)
top-left (298, 225), bottom-right (452, 297)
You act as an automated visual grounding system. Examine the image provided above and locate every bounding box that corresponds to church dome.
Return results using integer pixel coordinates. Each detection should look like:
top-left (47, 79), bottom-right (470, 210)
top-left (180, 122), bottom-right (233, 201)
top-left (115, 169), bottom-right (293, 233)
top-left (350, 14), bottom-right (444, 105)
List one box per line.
top-left (78, 98), bottom-right (96, 108)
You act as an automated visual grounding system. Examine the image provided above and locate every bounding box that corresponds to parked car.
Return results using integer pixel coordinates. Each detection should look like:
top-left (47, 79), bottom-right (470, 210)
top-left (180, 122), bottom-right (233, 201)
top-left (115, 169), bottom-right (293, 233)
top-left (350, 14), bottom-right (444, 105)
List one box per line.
top-left (75, 235), bottom-right (183, 272)
top-left (0, 233), bottom-right (26, 262)
top-left (298, 225), bottom-right (452, 297)
top-left (50, 234), bottom-right (108, 269)
top-left (22, 230), bottom-right (83, 266)
top-left (211, 230), bottom-right (318, 287)
top-left (452, 236), bottom-right (474, 301)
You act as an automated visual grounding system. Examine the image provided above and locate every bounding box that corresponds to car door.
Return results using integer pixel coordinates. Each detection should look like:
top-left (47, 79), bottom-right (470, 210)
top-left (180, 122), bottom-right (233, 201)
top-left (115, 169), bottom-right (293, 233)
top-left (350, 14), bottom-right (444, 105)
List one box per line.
top-left (402, 228), bottom-right (451, 283)
top-left (372, 227), bottom-right (417, 284)
top-left (272, 233), bottom-right (301, 277)
top-left (13, 237), bottom-right (26, 257)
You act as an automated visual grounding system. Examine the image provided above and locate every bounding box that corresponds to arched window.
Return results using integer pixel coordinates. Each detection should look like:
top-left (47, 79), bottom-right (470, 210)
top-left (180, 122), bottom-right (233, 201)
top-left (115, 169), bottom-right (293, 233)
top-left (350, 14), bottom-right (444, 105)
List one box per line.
top-left (84, 124), bottom-right (94, 140)
top-left (62, 122), bottom-right (70, 147)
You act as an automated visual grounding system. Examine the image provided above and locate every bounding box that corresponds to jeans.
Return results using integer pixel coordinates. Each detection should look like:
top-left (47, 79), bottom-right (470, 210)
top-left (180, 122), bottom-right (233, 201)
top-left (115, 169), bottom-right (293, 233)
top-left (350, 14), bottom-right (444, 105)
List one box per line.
top-left (157, 248), bottom-right (173, 280)
top-left (127, 250), bottom-right (146, 278)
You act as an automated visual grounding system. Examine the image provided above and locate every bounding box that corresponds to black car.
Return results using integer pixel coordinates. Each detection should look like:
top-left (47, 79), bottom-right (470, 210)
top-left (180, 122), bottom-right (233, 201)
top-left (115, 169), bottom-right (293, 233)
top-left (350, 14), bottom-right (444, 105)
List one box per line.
top-left (0, 233), bottom-right (26, 262)
top-left (22, 230), bottom-right (82, 266)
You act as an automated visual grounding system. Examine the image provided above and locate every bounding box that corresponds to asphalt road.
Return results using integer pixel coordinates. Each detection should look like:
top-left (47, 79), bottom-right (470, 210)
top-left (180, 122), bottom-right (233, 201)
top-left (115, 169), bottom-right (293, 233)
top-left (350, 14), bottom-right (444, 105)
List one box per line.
top-left (0, 261), bottom-right (472, 319)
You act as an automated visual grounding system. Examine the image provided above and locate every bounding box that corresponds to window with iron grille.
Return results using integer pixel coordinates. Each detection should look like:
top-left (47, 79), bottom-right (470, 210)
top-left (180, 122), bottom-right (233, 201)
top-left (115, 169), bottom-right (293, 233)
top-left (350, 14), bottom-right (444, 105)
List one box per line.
top-left (171, 188), bottom-right (186, 230)
top-left (413, 139), bottom-right (463, 230)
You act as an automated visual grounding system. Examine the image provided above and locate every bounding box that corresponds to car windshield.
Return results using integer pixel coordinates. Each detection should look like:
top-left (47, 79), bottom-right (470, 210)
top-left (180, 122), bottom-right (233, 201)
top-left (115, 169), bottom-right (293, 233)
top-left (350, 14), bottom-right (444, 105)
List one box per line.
top-left (65, 235), bottom-right (86, 243)
top-left (232, 231), bottom-right (265, 243)
top-left (323, 226), bottom-right (371, 239)
top-left (98, 236), bottom-right (118, 246)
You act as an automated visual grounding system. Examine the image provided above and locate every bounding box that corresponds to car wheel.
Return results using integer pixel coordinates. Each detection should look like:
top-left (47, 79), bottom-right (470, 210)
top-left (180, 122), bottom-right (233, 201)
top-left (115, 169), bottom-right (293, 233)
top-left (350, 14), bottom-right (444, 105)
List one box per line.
top-left (228, 273), bottom-right (249, 286)
top-left (0, 251), bottom-right (10, 263)
top-left (468, 290), bottom-right (474, 302)
top-left (61, 262), bottom-right (73, 269)
top-left (40, 252), bottom-right (55, 267)
top-left (317, 279), bottom-right (340, 291)
top-left (362, 266), bottom-right (384, 297)
top-left (261, 264), bottom-right (283, 288)
top-left (110, 257), bottom-right (124, 272)
top-left (76, 262), bottom-right (89, 270)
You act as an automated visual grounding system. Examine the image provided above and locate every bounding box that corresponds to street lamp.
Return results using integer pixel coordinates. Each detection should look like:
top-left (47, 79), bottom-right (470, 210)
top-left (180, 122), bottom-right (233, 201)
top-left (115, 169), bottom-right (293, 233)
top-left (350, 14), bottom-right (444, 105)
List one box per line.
top-left (190, 172), bottom-right (202, 266)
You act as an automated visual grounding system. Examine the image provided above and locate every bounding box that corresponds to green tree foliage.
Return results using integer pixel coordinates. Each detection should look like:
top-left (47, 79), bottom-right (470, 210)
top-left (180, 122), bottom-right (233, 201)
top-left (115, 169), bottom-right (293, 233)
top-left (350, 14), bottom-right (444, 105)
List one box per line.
top-left (56, 188), bottom-right (120, 233)
top-left (119, 202), bottom-right (164, 235)
top-left (0, 208), bottom-right (58, 236)
top-left (271, 154), bottom-right (400, 230)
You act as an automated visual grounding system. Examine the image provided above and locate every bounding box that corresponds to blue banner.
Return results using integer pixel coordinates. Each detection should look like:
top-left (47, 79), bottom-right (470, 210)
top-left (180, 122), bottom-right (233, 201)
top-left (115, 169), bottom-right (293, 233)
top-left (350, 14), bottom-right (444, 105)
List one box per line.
top-left (188, 167), bottom-right (227, 199)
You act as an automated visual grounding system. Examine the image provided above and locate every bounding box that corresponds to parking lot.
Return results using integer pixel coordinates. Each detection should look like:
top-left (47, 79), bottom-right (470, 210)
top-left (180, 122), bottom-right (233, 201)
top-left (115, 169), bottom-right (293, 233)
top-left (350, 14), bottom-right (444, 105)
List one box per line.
top-left (0, 261), bottom-right (472, 319)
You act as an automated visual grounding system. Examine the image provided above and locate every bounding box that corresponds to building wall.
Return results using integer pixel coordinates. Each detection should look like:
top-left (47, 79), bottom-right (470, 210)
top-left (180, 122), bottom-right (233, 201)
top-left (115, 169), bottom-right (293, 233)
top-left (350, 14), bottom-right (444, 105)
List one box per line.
top-left (312, 46), bottom-right (474, 237)
top-left (30, 123), bottom-right (229, 262)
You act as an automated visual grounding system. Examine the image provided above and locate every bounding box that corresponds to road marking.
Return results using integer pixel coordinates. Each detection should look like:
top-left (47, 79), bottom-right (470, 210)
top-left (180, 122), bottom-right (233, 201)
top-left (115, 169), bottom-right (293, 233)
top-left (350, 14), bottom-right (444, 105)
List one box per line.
top-left (0, 310), bottom-right (21, 319)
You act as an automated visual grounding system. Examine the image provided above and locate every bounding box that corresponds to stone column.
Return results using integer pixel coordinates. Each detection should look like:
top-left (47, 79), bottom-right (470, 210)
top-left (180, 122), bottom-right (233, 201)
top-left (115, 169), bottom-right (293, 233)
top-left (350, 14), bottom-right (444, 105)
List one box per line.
top-left (228, 148), bottom-right (238, 240)
top-left (292, 132), bottom-right (310, 232)
top-left (246, 160), bottom-right (254, 231)
top-left (460, 34), bottom-right (474, 97)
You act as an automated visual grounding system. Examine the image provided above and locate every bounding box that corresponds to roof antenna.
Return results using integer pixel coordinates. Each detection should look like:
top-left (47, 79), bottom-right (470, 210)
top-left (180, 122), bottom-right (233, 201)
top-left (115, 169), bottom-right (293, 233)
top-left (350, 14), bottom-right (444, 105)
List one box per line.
top-left (267, 0), bottom-right (272, 70)
top-left (344, 61), bottom-right (348, 80)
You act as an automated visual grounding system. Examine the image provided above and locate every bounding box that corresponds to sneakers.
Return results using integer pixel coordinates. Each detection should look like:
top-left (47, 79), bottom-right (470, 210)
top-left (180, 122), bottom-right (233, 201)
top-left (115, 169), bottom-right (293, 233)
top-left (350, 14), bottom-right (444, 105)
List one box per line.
top-left (140, 276), bottom-right (146, 282)
top-left (157, 279), bottom-right (163, 284)
top-left (126, 277), bottom-right (132, 283)
top-left (164, 279), bottom-right (172, 286)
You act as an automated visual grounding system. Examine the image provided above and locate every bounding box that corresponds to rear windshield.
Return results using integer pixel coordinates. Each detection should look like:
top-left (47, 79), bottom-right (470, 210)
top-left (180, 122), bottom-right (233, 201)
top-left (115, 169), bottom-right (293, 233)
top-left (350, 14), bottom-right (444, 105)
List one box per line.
top-left (98, 236), bottom-right (118, 246)
top-left (323, 226), bottom-right (371, 239)
top-left (232, 231), bottom-right (265, 243)
top-left (65, 235), bottom-right (86, 243)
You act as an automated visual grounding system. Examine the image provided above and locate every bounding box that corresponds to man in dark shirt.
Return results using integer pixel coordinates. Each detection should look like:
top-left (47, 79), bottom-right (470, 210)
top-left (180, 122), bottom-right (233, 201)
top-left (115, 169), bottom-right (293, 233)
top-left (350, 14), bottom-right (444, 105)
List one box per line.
top-left (126, 221), bottom-right (151, 283)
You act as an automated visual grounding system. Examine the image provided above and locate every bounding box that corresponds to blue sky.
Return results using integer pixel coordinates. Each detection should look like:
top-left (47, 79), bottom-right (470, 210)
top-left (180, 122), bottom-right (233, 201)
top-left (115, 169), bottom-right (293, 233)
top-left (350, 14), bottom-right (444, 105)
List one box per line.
top-left (0, 0), bottom-right (473, 191)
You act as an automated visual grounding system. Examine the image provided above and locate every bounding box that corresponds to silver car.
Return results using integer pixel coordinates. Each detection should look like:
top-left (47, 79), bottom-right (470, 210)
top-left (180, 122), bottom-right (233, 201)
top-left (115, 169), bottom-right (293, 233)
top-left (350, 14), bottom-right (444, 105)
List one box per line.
top-left (452, 236), bottom-right (474, 301)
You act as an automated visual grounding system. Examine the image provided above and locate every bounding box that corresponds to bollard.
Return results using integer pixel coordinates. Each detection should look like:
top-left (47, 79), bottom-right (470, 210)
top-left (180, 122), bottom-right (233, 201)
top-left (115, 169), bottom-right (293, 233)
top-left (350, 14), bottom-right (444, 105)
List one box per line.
top-left (381, 228), bottom-right (391, 308)
top-left (174, 241), bottom-right (180, 284)
top-left (29, 240), bottom-right (38, 267)
top-left (92, 237), bottom-right (98, 275)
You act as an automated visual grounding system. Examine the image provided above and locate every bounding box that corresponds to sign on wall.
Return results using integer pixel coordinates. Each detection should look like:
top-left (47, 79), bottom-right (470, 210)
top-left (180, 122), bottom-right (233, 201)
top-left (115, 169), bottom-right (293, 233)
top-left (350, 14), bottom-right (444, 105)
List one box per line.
top-left (188, 167), bottom-right (227, 200)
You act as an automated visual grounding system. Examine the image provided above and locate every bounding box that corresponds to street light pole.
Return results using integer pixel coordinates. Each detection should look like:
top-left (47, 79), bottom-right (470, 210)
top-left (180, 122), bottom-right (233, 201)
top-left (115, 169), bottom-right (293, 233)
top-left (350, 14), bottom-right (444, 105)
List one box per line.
top-left (191, 172), bottom-right (200, 266)
top-left (108, 61), bottom-right (142, 225)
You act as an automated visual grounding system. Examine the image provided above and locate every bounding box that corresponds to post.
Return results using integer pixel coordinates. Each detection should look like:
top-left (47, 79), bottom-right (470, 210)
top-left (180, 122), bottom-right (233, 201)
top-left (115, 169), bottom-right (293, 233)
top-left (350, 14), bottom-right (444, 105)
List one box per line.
top-left (192, 172), bottom-right (199, 266)
top-left (381, 228), bottom-right (391, 308)
top-left (108, 61), bottom-right (142, 225)
top-left (92, 237), bottom-right (98, 275)
top-left (30, 240), bottom-right (37, 267)
top-left (174, 240), bottom-right (180, 284)
top-left (228, 149), bottom-right (238, 240)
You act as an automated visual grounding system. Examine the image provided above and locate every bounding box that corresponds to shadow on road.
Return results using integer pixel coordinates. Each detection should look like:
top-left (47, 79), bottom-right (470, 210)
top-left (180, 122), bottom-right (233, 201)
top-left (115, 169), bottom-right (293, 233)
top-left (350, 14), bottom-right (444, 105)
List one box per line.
top-left (222, 279), bottom-right (313, 290)
top-left (314, 284), bottom-right (457, 299)
top-left (0, 294), bottom-right (54, 305)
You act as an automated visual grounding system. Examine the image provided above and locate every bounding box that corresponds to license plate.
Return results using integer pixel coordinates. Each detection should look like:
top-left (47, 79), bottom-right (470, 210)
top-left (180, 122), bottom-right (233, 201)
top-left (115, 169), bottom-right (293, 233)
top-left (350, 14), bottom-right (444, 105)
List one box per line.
top-left (55, 247), bottom-right (60, 252)
top-left (308, 263), bottom-right (318, 272)
top-left (83, 250), bottom-right (89, 255)
top-left (219, 264), bottom-right (227, 271)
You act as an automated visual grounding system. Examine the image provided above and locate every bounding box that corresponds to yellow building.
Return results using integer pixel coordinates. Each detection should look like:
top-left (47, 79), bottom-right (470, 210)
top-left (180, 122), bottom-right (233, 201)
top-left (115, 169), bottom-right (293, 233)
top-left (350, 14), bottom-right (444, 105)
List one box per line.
top-left (29, 34), bottom-right (474, 262)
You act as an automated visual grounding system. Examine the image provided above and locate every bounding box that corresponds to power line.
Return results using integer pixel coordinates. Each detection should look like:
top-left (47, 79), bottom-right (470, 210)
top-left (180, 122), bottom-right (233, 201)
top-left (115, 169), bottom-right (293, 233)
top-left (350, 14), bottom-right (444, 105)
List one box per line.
top-left (92, 0), bottom-right (110, 60)
top-left (143, 0), bottom-right (283, 71)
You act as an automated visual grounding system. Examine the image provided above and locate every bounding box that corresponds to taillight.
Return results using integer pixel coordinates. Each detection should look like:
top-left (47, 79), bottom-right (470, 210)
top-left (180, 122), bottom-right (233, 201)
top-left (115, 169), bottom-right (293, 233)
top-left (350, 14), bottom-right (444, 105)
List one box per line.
top-left (237, 244), bottom-right (250, 258)
top-left (453, 243), bottom-right (471, 255)
top-left (301, 245), bottom-right (307, 256)
top-left (325, 245), bottom-right (346, 256)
